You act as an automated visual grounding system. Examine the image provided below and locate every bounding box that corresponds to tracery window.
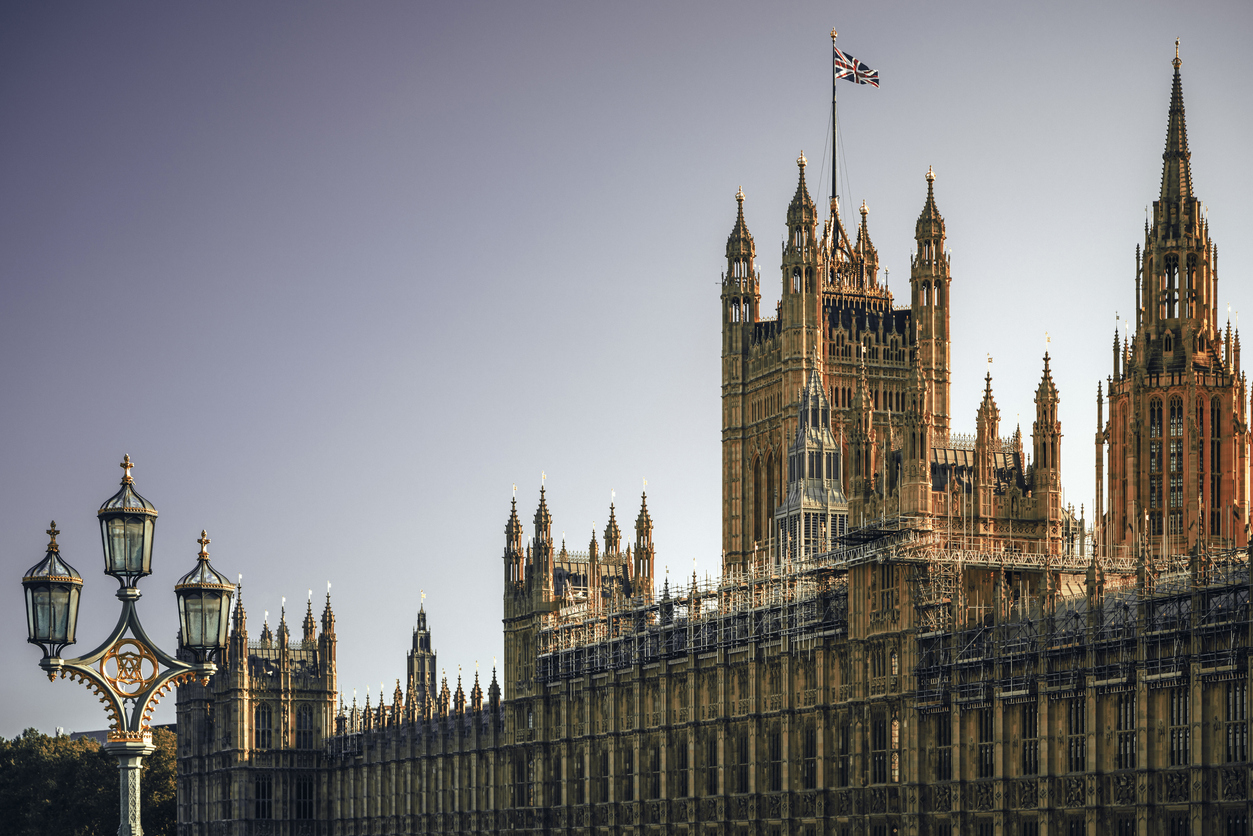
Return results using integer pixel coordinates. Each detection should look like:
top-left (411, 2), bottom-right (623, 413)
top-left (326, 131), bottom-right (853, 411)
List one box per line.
top-left (1227, 681), bottom-right (1247, 763)
top-left (1116, 693), bottom-right (1136, 769)
top-left (1021, 703), bottom-right (1039, 776)
top-left (254, 703), bottom-right (272, 750)
top-left (1168, 396), bottom-right (1184, 534)
top-left (930, 713), bottom-right (952, 781)
top-left (801, 724), bottom-right (817, 790)
top-left (1066, 698), bottom-right (1086, 772)
top-left (254, 772), bottom-right (273, 820)
top-left (1211, 398), bottom-right (1222, 536)
top-left (976, 708), bottom-right (993, 778)
top-left (1149, 399), bottom-right (1164, 536)
top-left (1169, 688), bottom-right (1189, 766)
top-left (296, 704), bottom-right (314, 750)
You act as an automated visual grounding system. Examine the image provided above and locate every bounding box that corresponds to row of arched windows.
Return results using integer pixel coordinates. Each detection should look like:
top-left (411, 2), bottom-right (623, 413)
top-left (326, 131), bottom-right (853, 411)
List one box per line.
top-left (253, 703), bottom-right (317, 750)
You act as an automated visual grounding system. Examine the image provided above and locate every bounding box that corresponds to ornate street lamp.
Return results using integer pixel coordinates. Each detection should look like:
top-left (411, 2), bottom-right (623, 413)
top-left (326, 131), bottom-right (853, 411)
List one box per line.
top-left (174, 531), bottom-right (235, 663)
top-left (21, 456), bottom-right (232, 836)
top-left (22, 522), bottom-right (83, 659)
top-left (98, 454), bottom-right (157, 587)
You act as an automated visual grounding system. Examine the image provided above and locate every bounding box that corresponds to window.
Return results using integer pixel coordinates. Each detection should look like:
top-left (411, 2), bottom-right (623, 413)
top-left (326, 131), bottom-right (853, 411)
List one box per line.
top-left (871, 713), bottom-right (888, 784)
top-left (767, 730), bottom-right (782, 792)
top-left (1212, 398), bottom-right (1223, 536)
top-left (1021, 703), bottom-right (1039, 776)
top-left (254, 703), bottom-right (272, 750)
top-left (1020, 822), bottom-right (1039, 836)
top-left (1164, 254), bottom-right (1179, 318)
top-left (646, 744), bottom-right (660, 799)
top-left (890, 717), bottom-right (901, 782)
top-left (1227, 813), bottom-right (1249, 836)
top-left (295, 773), bottom-right (315, 819)
top-left (254, 772), bottom-right (272, 820)
top-left (1169, 817), bottom-right (1188, 836)
top-left (836, 720), bottom-right (851, 787)
top-left (1116, 693), bottom-right (1136, 769)
top-left (296, 704), bottom-right (314, 750)
top-left (801, 725), bottom-right (817, 790)
top-left (935, 713), bottom-right (952, 780)
top-left (620, 747), bottom-right (634, 802)
top-left (976, 709), bottom-right (993, 778)
top-left (594, 747), bottom-right (609, 803)
top-left (1066, 699), bottom-right (1086, 773)
top-left (1170, 688), bottom-right (1189, 766)
top-left (1149, 399), bottom-right (1164, 536)
top-left (1228, 681), bottom-right (1247, 763)
top-left (704, 733), bottom-right (719, 795)
top-left (672, 738), bottom-right (689, 798)
top-left (1168, 397), bottom-right (1184, 534)
top-left (733, 730), bottom-right (750, 794)
top-left (1117, 820), bottom-right (1135, 836)
top-left (573, 748), bottom-right (586, 805)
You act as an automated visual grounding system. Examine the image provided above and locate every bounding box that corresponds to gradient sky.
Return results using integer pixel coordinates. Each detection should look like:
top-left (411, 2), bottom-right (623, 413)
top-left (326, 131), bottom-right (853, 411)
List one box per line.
top-left (2, 2), bottom-right (1250, 737)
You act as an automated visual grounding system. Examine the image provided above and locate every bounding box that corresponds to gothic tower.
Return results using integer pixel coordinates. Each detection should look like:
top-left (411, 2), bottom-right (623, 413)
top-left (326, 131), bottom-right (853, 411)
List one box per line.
top-left (1099, 49), bottom-right (1248, 553)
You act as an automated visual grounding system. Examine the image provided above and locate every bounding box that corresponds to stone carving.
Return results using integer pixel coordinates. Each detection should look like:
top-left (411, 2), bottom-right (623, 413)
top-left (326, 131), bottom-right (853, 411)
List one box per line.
top-left (1113, 773), bottom-right (1135, 805)
top-left (1223, 767), bottom-right (1245, 801)
top-left (1017, 779), bottom-right (1037, 808)
top-left (870, 788), bottom-right (886, 813)
top-left (1163, 771), bottom-right (1188, 803)
top-left (1065, 776), bottom-right (1085, 807)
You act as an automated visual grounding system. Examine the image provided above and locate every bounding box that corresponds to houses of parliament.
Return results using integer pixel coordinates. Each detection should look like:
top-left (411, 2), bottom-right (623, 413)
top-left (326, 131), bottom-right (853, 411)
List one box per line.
top-left (176, 50), bottom-right (1252, 836)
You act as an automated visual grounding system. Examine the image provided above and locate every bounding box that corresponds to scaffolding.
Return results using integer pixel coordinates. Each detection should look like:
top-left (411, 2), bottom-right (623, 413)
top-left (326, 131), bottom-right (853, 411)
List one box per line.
top-left (534, 557), bottom-right (849, 684)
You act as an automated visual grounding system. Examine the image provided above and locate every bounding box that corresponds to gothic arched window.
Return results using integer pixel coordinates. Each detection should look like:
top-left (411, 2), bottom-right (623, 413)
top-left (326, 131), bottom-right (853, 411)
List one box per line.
top-left (254, 703), bottom-right (272, 750)
top-left (296, 704), bottom-right (314, 750)
top-left (753, 457), bottom-right (763, 544)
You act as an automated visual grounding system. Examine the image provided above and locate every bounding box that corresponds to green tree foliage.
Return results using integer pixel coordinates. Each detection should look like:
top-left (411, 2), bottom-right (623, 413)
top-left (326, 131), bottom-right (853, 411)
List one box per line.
top-left (0, 727), bottom-right (177, 836)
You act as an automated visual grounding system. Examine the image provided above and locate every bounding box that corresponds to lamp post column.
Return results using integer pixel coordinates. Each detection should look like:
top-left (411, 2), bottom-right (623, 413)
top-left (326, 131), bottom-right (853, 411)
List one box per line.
top-left (105, 740), bottom-right (156, 836)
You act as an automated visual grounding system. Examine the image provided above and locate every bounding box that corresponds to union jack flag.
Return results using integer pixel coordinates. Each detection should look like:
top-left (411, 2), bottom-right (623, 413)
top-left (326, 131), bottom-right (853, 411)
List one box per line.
top-left (834, 46), bottom-right (879, 87)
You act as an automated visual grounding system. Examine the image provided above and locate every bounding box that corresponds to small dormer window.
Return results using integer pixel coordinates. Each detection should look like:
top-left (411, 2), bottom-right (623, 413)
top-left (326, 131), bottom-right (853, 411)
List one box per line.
top-left (1164, 332), bottom-right (1173, 352)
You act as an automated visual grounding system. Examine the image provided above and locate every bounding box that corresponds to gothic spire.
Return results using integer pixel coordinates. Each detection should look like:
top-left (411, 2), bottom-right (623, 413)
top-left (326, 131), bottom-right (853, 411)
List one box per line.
top-left (533, 486), bottom-right (552, 545)
top-left (915, 167), bottom-right (945, 241)
top-left (787, 152), bottom-right (817, 228)
top-left (232, 578), bottom-right (247, 637)
top-left (726, 187), bottom-right (754, 258)
top-left (302, 591), bottom-right (317, 643)
top-left (1160, 41), bottom-right (1193, 205)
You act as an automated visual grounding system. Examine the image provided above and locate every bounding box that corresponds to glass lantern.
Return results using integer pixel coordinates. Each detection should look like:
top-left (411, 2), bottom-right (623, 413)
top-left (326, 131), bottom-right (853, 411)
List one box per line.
top-left (22, 522), bottom-right (83, 658)
top-left (174, 531), bottom-right (234, 663)
top-left (97, 455), bottom-right (158, 587)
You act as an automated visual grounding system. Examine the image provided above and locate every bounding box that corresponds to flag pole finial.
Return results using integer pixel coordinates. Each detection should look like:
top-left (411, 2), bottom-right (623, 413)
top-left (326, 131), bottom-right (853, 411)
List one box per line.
top-left (1174, 37), bottom-right (1181, 69)
top-left (831, 28), bottom-right (837, 42)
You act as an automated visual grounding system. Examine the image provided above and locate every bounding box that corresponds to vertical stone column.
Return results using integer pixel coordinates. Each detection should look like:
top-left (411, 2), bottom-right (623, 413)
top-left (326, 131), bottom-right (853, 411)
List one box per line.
top-left (104, 740), bottom-right (155, 836)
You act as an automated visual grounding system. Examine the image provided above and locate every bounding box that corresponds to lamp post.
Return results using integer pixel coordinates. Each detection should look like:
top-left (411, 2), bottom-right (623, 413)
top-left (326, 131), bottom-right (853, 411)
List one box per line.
top-left (21, 456), bottom-right (233, 836)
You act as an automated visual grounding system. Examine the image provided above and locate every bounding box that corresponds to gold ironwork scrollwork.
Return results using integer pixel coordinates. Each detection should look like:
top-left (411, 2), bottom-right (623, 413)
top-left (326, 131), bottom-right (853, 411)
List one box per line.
top-left (99, 639), bottom-right (159, 696)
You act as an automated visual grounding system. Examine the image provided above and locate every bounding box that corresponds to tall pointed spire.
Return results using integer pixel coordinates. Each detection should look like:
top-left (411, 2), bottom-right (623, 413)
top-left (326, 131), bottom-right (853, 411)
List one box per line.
top-left (788, 152), bottom-right (817, 228)
top-left (1160, 40), bottom-right (1193, 205)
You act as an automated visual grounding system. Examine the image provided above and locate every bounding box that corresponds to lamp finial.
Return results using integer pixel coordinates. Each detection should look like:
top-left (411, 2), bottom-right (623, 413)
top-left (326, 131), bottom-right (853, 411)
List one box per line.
top-left (46, 521), bottom-right (59, 552)
top-left (120, 454), bottom-right (134, 484)
top-left (197, 530), bottom-right (210, 559)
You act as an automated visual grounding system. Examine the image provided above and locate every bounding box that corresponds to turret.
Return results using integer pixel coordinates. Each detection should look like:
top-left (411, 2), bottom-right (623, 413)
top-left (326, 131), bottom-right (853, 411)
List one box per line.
top-left (634, 492), bottom-right (654, 591)
top-left (911, 167), bottom-right (952, 436)
top-left (302, 592), bottom-right (317, 646)
top-left (504, 496), bottom-right (524, 585)
top-left (975, 372), bottom-right (1000, 518)
top-left (853, 200), bottom-right (880, 288)
top-left (722, 187), bottom-right (761, 352)
top-left (1032, 353), bottom-right (1063, 527)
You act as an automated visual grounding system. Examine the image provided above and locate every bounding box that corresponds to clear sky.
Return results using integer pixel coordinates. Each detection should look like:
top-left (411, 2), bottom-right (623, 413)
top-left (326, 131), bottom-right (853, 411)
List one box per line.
top-left (2, 2), bottom-right (1250, 737)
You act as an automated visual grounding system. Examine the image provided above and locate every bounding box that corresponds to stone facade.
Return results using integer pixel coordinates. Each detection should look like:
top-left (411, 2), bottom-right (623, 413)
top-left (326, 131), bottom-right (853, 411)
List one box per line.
top-left (176, 55), bottom-right (1252, 836)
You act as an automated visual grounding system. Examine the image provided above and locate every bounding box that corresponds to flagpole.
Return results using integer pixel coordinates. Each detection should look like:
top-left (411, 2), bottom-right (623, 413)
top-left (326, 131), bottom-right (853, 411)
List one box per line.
top-left (831, 28), bottom-right (839, 229)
